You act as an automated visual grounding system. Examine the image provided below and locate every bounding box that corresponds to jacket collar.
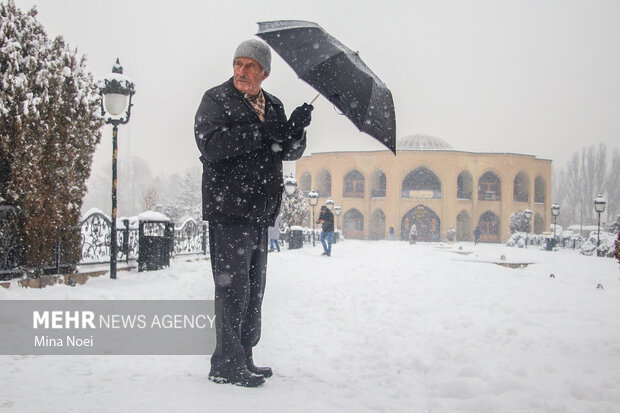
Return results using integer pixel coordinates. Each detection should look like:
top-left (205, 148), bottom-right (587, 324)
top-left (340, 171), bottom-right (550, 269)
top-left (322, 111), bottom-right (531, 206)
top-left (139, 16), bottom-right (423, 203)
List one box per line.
top-left (226, 77), bottom-right (282, 111)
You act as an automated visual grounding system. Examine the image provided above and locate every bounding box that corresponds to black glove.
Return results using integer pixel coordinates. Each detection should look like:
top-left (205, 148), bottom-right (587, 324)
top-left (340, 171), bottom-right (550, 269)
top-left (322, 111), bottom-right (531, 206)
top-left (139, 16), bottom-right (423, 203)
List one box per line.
top-left (260, 121), bottom-right (295, 143)
top-left (288, 103), bottom-right (314, 129)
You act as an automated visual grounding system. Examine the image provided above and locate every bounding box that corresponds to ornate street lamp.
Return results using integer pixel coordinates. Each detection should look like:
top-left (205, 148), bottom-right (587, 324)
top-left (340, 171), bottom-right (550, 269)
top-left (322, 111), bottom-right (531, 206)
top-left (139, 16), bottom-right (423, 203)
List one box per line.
top-left (98, 59), bottom-right (135, 279)
top-left (284, 175), bottom-right (297, 196)
top-left (334, 204), bottom-right (341, 238)
top-left (551, 202), bottom-right (560, 241)
top-left (594, 195), bottom-right (606, 255)
top-left (523, 208), bottom-right (533, 248)
top-left (308, 190), bottom-right (319, 246)
top-left (326, 199), bottom-right (334, 210)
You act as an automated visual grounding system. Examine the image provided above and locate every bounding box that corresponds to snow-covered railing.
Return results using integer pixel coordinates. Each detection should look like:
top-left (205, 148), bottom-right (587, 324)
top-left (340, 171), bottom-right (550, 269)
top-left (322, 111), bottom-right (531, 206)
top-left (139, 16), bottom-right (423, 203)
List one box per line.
top-left (79, 210), bottom-right (208, 265)
top-left (1, 207), bottom-right (210, 278)
top-left (79, 209), bottom-right (139, 264)
top-left (174, 218), bottom-right (207, 256)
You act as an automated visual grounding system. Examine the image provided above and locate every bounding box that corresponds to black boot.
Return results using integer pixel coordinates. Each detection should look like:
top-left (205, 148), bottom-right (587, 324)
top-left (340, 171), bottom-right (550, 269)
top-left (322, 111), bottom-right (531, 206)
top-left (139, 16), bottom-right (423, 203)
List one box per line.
top-left (246, 356), bottom-right (273, 378)
top-left (208, 366), bottom-right (265, 387)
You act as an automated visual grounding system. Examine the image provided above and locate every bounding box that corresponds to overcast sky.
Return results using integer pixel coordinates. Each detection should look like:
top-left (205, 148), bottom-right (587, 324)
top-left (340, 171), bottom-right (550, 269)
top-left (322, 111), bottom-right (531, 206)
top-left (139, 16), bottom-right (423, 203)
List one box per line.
top-left (13, 0), bottom-right (620, 178)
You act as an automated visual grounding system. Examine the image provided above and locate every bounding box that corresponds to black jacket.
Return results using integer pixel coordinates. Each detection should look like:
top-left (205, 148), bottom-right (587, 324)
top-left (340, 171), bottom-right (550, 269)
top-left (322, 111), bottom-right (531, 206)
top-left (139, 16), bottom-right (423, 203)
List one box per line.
top-left (317, 209), bottom-right (334, 232)
top-left (194, 78), bottom-right (306, 226)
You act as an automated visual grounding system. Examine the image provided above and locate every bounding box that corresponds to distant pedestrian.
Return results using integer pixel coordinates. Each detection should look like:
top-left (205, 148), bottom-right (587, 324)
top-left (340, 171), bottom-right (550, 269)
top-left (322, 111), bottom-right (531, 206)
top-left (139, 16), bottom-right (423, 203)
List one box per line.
top-left (409, 224), bottom-right (417, 244)
top-left (316, 205), bottom-right (334, 256)
top-left (268, 215), bottom-right (282, 252)
top-left (473, 227), bottom-right (481, 245)
top-left (388, 225), bottom-right (395, 240)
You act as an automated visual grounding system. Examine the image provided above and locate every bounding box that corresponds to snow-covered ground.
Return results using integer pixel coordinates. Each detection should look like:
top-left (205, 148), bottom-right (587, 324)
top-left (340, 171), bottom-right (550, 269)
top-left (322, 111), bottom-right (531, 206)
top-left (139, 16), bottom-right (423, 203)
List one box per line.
top-left (1, 240), bottom-right (620, 413)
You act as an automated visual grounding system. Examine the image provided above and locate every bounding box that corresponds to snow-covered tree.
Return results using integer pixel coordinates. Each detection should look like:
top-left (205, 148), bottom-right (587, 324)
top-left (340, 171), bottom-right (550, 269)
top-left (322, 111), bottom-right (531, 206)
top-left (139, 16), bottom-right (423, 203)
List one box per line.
top-left (83, 155), bottom-right (155, 217)
top-left (0, 1), bottom-right (102, 268)
top-left (141, 185), bottom-right (160, 211)
top-left (118, 156), bottom-right (153, 215)
top-left (174, 168), bottom-right (201, 221)
top-left (509, 211), bottom-right (531, 233)
top-left (553, 143), bottom-right (616, 227)
top-left (615, 231), bottom-right (620, 266)
top-left (604, 149), bottom-right (620, 224)
top-left (280, 185), bottom-right (309, 229)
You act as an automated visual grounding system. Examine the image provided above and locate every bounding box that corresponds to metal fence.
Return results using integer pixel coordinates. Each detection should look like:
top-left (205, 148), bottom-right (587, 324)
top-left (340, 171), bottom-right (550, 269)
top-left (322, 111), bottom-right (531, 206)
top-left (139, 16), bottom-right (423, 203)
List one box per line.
top-left (0, 207), bottom-right (208, 279)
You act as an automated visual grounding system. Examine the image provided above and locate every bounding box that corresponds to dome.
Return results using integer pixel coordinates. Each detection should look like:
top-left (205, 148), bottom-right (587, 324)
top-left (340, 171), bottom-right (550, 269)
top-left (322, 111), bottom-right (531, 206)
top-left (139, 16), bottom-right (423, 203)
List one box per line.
top-left (396, 134), bottom-right (453, 151)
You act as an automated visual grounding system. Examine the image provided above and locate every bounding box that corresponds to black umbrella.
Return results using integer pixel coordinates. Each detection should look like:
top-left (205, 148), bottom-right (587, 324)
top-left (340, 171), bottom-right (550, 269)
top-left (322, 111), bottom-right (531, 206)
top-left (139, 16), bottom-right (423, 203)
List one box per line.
top-left (256, 20), bottom-right (396, 154)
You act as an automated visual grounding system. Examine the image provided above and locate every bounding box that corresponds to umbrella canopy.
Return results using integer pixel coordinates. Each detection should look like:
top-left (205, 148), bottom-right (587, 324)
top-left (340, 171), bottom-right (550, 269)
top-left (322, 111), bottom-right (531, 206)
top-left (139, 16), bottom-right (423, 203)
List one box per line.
top-left (256, 20), bottom-right (396, 154)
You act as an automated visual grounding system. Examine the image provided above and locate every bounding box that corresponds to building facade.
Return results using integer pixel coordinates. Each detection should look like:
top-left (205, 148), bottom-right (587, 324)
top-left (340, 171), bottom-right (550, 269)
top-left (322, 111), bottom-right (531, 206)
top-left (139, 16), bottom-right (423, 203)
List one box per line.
top-left (295, 134), bottom-right (552, 242)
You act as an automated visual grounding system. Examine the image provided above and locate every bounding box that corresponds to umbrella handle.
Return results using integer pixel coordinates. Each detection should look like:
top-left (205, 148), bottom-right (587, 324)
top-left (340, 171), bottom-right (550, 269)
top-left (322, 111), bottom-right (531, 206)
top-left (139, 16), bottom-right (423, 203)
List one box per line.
top-left (308, 92), bottom-right (344, 116)
top-left (310, 93), bottom-right (321, 105)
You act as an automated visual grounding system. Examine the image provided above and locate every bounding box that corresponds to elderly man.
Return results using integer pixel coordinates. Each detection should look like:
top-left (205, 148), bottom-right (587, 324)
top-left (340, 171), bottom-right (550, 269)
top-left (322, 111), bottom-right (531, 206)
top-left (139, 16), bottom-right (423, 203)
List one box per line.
top-left (194, 39), bottom-right (313, 387)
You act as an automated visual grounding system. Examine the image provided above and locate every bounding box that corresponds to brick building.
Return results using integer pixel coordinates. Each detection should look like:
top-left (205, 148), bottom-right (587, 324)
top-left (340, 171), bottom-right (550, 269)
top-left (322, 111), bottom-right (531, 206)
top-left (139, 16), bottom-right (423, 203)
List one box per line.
top-left (295, 134), bottom-right (552, 242)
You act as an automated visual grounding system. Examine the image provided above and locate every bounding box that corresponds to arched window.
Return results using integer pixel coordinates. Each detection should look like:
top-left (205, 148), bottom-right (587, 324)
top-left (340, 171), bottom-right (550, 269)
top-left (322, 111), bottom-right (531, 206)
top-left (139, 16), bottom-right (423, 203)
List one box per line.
top-left (534, 213), bottom-right (545, 234)
top-left (535, 176), bottom-right (546, 204)
top-left (477, 211), bottom-right (500, 242)
top-left (316, 169), bottom-right (332, 198)
top-left (369, 209), bottom-right (386, 239)
top-left (456, 210), bottom-right (472, 241)
top-left (402, 167), bottom-right (441, 199)
top-left (457, 171), bottom-right (473, 200)
top-left (343, 208), bottom-right (364, 239)
top-left (513, 172), bottom-right (530, 202)
top-left (299, 172), bottom-right (311, 196)
top-left (343, 170), bottom-right (365, 198)
top-left (478, 172), bottom-right (501, 201)
top-left (370, 169), bottom-right (387, 198)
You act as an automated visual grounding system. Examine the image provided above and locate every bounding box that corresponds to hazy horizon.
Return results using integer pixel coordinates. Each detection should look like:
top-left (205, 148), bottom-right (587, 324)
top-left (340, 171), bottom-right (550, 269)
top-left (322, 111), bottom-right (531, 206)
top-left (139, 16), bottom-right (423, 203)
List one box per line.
top-left (12, 0), bottom-right (620, 181)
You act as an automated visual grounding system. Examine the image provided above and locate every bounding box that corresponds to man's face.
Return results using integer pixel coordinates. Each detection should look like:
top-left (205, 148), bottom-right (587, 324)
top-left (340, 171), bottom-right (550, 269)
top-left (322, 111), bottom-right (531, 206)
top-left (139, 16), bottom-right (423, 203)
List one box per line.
top-left (233, 57), bottom-right (268, 96)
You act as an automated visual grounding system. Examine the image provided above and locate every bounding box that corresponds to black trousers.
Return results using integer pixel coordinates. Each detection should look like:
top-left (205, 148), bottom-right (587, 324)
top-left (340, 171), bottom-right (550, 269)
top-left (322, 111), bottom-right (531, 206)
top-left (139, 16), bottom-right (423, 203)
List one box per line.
top-left (208, 222), bottom-right (268, 371)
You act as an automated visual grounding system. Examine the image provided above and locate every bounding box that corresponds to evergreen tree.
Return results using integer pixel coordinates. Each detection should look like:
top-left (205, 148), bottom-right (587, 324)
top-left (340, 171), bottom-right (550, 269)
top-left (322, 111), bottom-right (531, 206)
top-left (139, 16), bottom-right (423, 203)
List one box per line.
top-left (0, 1), bottom-right (102, 268)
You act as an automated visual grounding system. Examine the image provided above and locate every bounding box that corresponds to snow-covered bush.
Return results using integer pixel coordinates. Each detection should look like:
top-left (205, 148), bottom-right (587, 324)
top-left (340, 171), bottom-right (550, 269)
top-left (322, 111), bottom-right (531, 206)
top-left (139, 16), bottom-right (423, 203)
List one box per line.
top-left (555, 230), bottom-right (584, 249)
top-left (506, 232), bottom-right (546, 248)
top-left (0, 1), bottom-right (103, 268)
top-left (580, 231), bottom-right (617, 258)
top-left (446, 227), bottom-right (456, 242)
top-left (509, 212), bottom-right (531, 233)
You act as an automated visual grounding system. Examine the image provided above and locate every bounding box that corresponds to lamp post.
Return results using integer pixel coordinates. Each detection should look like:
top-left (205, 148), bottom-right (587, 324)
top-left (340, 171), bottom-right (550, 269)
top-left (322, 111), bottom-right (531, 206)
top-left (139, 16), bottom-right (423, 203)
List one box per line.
top-left (551, 202), bottom-right (560, 241)
top-left (334, 204), bottom-right (341, 238)
top-left (308, 190), bottom-right (319, 246)
top-left (98, 59), bottom-right (135, 279)
top-left (284, 174), bottom-right (297, 196)
top-left (326, 199), bottom-right (334, 211)
top-left (523, 208), bottom-right (533, 248)
top-left (594, 194), bottom-right (606, 256)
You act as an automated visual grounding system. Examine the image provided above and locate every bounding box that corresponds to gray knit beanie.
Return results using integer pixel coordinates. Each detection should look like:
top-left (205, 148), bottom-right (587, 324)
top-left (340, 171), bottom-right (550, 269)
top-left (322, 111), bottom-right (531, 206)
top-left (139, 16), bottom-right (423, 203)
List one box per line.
top-left (233, 39), bottom-right (272, 74)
